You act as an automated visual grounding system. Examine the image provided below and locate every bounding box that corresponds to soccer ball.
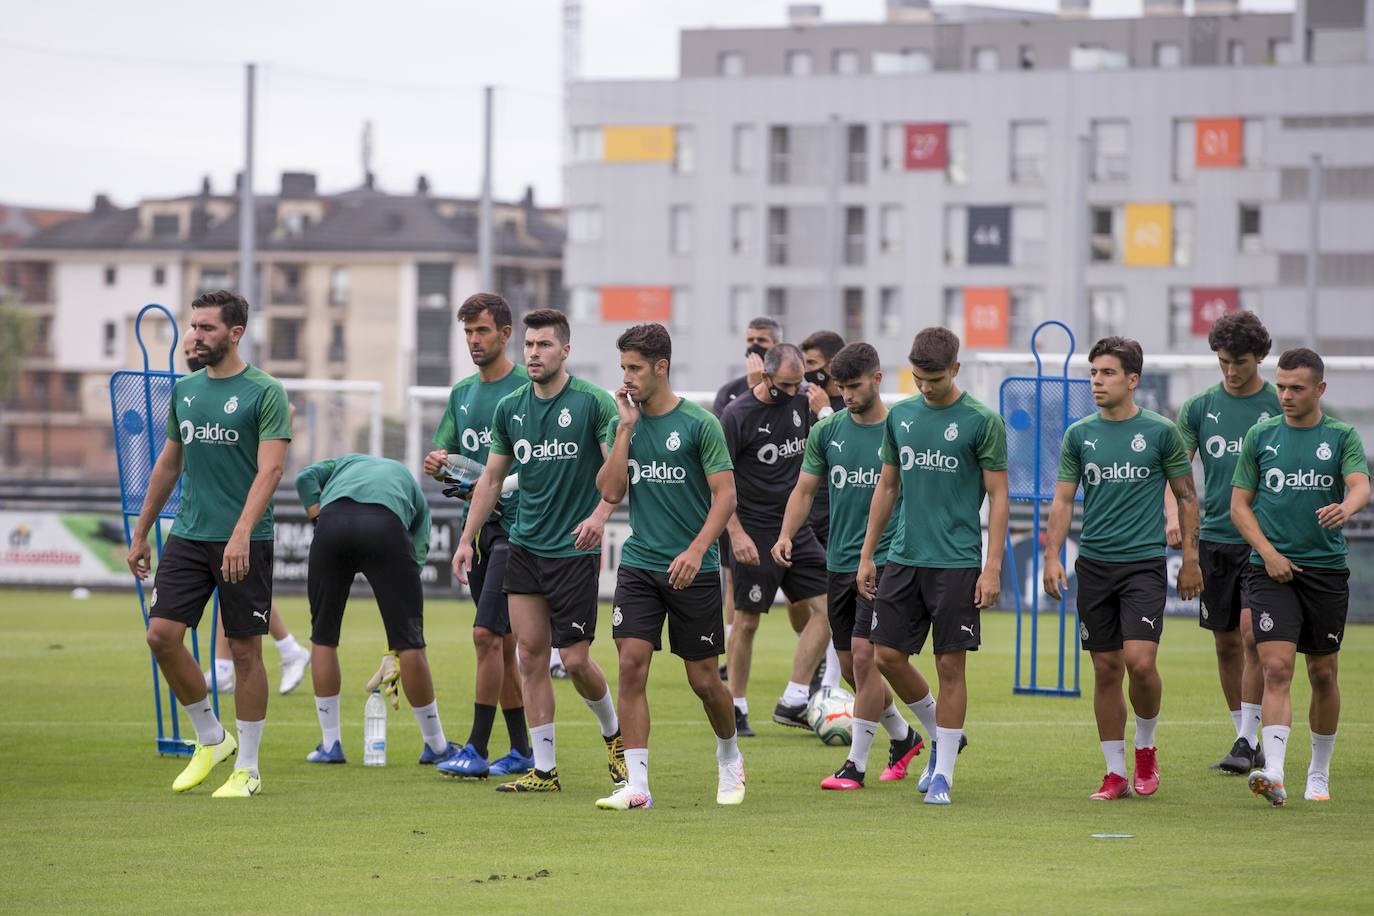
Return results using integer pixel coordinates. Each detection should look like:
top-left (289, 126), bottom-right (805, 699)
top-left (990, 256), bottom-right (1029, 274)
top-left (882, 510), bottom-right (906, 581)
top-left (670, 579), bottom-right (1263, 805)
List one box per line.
top-left (806, 686), bottom-right (854, 746)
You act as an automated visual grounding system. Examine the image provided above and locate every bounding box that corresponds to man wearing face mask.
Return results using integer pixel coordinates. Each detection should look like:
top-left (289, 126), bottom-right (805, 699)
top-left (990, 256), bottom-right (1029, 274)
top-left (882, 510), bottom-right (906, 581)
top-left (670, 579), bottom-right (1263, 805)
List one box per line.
top-left (713, 317), bottom-right (781, 418)
top-left (719, 344), bottom-right (831, 737)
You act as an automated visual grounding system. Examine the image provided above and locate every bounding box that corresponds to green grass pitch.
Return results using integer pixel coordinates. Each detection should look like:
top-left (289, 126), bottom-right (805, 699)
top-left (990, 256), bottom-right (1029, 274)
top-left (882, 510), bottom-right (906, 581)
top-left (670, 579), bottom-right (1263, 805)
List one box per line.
top-left (2, 588), bottom-right (1371, 913)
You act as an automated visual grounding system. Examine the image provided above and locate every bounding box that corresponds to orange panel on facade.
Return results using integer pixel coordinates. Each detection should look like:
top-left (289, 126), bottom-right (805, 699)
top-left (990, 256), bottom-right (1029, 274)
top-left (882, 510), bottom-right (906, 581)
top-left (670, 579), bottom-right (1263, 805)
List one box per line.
top-left (963, 287), bottom-right (1010, 349)
top-left (1195, 118), bottom-right (1243, 168)
top-left (600, 287), bottom-right (673, 323)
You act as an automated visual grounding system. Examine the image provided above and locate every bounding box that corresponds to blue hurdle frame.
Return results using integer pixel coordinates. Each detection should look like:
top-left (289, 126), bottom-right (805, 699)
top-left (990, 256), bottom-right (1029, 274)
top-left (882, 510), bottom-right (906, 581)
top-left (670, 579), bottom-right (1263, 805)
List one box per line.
top-left (110, 303), bottom-right (220, 756)
top-left (1001, 320), bottom-right (1088, 697)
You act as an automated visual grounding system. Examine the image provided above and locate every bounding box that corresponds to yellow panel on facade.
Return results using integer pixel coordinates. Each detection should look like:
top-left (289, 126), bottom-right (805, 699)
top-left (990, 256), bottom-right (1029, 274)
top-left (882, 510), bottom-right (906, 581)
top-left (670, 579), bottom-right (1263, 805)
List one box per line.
top-left (897, 369), bottom-right (918, 394)
top-left (1123, 203), bottom-right (1173, 267)
top-left (603, 126), bottom-right (676, 162)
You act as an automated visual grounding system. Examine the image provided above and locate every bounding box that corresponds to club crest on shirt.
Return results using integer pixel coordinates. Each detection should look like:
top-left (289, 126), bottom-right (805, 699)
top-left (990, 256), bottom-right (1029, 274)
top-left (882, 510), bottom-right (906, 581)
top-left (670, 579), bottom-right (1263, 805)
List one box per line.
top-left (558, 407), bottom-right (572, 428)
top-left (1258, 411), bottom-right (1272, 422)
top-left (666, 431), bottom-right (682, 452)
top-left (792, 409), bottom-right (801, 428)
top-left (223, 395), bottom-right (239, 415)
top-left (944, 422), bottom-right (959, 442)
top-left (1317, 442), bottom-right (1333, 461)
top-left (1130, 433), bottom-right (1146, 453)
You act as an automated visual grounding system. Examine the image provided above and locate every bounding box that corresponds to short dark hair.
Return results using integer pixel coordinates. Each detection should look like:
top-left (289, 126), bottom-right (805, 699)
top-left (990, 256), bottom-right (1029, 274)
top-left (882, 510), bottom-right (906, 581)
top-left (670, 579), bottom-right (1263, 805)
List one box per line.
top-left (763, 343), bottom-right (804, 377)
top-left (748, 316), bottom-right (782, 341)
top-left (829, 342), bottom-right (880, 382)
top-left (908, 327), bottom-right (960, 372)
top-left (523, 308), bottom-right (570, 345)
top-left (458, 292), bottom-right (512, 328)
top-left (617, 323), bottom-right (672, 368)
top-left (1277, 347), bottom-right (1324, 380)
top-left (1208, 310), bottom-right (1271, 361)
top-left (191, 289), bottom-right (249, 328)
top-left (800, 330), bottom-right (845, 362)
top-left (1089, 336), bottom-right (1144, 377)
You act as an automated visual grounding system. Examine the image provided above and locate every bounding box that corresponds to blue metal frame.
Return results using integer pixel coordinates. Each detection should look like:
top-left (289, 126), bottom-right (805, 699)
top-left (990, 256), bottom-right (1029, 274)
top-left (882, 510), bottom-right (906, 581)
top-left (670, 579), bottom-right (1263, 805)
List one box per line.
top-left (1001, 320), bottom-right (1086, 697)
top-left (110, 304), bottom-right (220, 756)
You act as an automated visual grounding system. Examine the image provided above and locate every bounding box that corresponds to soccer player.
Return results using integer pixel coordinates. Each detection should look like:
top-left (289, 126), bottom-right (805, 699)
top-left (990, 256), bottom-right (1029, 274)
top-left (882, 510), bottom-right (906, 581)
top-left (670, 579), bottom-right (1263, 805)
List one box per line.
top-left (1044, 336), bottom-right (1202, 801)
top-left (1231, 348), bottom-right (1369, 806)
top-left (453, 308), bottom-right (626, 793)
top-left (1167, 311), bottom-right (1281, 773)
top-left (594, 323), bottom-right (746, 809)
top-left (421, 293), bottom-right (533, 779)
top-left (859, 328), bottom-right (1009, 805)
top-left (719, 344), bottom-right (831, 735)
top-left (296, 454), bottom-right (459, 766)
top-left (127, 289), bottom-right (290, 798)
top-left (774, 342), bottom-right (925, 790)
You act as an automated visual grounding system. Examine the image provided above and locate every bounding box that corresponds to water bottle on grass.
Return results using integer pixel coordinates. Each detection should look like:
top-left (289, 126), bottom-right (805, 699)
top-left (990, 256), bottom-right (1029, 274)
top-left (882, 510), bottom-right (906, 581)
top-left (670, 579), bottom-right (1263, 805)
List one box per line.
top-left (364, 689), bottom-right (387, 766)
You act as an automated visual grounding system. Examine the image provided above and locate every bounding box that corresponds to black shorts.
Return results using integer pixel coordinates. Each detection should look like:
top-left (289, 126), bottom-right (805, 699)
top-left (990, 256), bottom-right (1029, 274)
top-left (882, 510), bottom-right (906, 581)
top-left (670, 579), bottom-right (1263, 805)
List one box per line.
top-left (870, 563), bottom-right (980, 656)
top-left (469, 520), bottom-right (511, 636)
top-left (504, 543), bottom-right (600, 648)
top-left (308, 499), bottom-right (425, 651)
top-left (1199, 540), bottom-right (1252, 633)
top-left (1244, 564), bottom-right (1349, 656)
top-left (827, 570), bottom-right (877, 652)
top-left (732, 525), bottom-right (827, 614)
top-left (149, 535), bottom-right (274, 639)
top-left (1075, 556), bottom-right (1166, 652)
top-left (612, 565), bottom-right (723, 661)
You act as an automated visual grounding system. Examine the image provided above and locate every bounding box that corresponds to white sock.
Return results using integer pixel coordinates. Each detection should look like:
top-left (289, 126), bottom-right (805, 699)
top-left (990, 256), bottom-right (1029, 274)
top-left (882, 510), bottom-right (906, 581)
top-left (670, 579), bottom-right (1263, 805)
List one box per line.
top-left (236, 719), bottom-right (264, 775)
top-left (1309, 731), bottom-right (1336, 777)
top-left (820, 644), bottom-right (841, 690)
top-left (315, 694), bottom-right (341, 748)
top-left (1240, 703), bottom-right (1262, 746)
top-left (584, 690), bottom-right (619, 738)
top-left (274, 634), bottom-right (303, 657)
top-left (1262, 725), bottom-right (1290, 779)
top-left (905, 692), bottom-right (938, 740)
top-left (716, 732), bottom-right (740, 765)
top-left (531, 723), bottom-right (556, 773)
top-left (626, 747), bottom-right (649, 792)
top-left (1230, 708), bottom-right (1243, 736)
top-left (935, 727), bottom-right (963, 785)
top-left (182, 697), bottom-right (225, 747)
top-left (880, 702), bottom-right (911, 740)
top-left (1100, 739), bottom-right (1127, 778)
top-left (725, 623), bottom-right (733, 642)
top-left (848, 717), bottom-right (879, 773)
top-left (733, 697), bottom-right (749, 714)
top-left (213, 658), bottom-right (234, 683)
top-left (412, 701), bottom-right (447, 754)
top-left (1134, 714), bottom-right (1158, 749)
top-left (549, 647), bottom-right (563, 669)
top-left (782, 681), bottom-right (809, 706)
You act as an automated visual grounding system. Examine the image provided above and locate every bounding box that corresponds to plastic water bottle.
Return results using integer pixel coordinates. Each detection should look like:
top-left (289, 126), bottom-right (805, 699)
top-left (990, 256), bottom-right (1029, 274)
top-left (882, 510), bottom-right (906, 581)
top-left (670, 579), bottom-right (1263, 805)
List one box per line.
top-left (364, 690), bottom-right (387, 766)
top-left (443, 455), bottom-right (486, 488)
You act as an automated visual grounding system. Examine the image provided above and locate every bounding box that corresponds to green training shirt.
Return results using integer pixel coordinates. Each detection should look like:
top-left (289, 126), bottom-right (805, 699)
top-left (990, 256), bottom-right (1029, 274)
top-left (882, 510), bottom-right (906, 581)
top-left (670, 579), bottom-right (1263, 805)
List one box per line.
top-left (165, 365), bottom-right (291, 541)
top-left (612, 398), bottom-right (733, 574)
top-left (1176, 381), bottom-right (1281, 544)
top-left (1057, 408), bottom-right (1192, 563)
top-left (801, 410), bottom-right (903, 573)
top-left (1232, 414), bottom-right (1369, 570)
top-left (880, 392), bottom-right (1007, 569)
top-left (489, 375), bottom-right (616, 558)
top-left (295, 454), bottom-right (431, 566)
top-left (432, 364), bottom-right (528, 532)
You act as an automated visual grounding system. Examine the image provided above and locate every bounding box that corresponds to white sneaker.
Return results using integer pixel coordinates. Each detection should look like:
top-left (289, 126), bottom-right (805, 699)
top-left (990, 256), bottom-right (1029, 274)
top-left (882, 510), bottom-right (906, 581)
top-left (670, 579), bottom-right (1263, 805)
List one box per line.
top-left (1305, 771), bottom-right (1331, 801)
top-left (595, 785), bottom-right (653, 810)
top-left (717, 756), bottom-right (746, 806)
top-left (204, 667), bottom-right (235, 694)
top-left (279, 649), bottom-right (310, 695)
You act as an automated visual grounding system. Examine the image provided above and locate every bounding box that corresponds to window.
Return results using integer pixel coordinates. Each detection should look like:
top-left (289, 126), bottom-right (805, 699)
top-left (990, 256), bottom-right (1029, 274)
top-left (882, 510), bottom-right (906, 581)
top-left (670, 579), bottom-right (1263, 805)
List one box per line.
top-left (731, 205), bottom-right (755, 255)
top-left (846, 124), bottom-right (868, 184)
top-left (1269, 38), bottom-right (1295, 64)
top-left (568, 287), bottom-right (598, 322)
top-left (102, 321), bottom-right (116, 358)
top-left (1173, 204), bottom-right (1194, 267)
top-left (269, 318), bottom-right (302, 361)
top-left (1090, 206), bottom-right (1119, 263)
top-left (1009, 287), bottom-right (1044, 347)
top-left (1010, 121), bottom-right (1047, 185)
top-left (729, 286), bottom-right (754, 332)
top-left (568, 206), bottom-right (603, 243)
top-left (880, 205), bottom-right (903, 254)
top-left (1243, 119), bottom-right (1264, 166)
top-left (765, 287), bottom-right (787, 324)
top-left (153, 265), bottom-right (166, 286)
top-left (328, 322), bottom-right (346, 362)
top-left (671, 287), bottom-right (692, 331)
top-left (669, 205), bottom-right (693, 255)
top-left (880, 287), bottom-right (903, 335)
top-left (674, 127), bottom-right (695, 174)
top-left (843, 207), bottom-right (866, 266)
top-left (882, 124), bottom-right (903, 171)
top-left (329, 267), bottom-right (348, 306)
top-left (732, 125), bottom-right (756, 174)
top-left (272, 263), bottom-right (304, 304)
top-left (768, 126), bottom-right (790, 184)
top-left (1088, 289), bottom-right (1127, 339)
top-left (1012, 207), bottom-right (1046, 266)
top-left (570, 127), bottom-right (603, 162)
top-left (1228, 40), bottom-right (1245, 66)
top-left (1018, 45), bottom-right (1036, 70)
top-left (417, 262), bottom-right (452, 308)
top-left (718, 51), bottom-right (744, 76)
top-left (1153, 41), bottom-right (1182, 68)
top-left (944, 207), bottom-right (967, 265)
top-left (843, 288), bottom-right (864, 339)
top-left (198, 267), bottom-right (230, 294)
top-left (1091, 120), bottom-right (1129, 182)
top-left (1239, 204), bottom-right (1262, 253)
top-left (152, 214), bottom-right (180, 238)
top-left (767, 207), bottom-right (789, 265)
top-left (947, 123), bottom-right (969, 185)
top-left (1172, 119), bottom-right (1195, 181)
top-left (786, 50), bottom-right (814, 76)
top-left (873, 48), bottom-right (931, 74)
top-left (942, 287), bottom-right (963, 332)
top-left (972, 46), bottom-right (999, 71)
top-left (833, 49), bottom-right (859, 74)
top-left (104, 266), bottom-right (117, 287)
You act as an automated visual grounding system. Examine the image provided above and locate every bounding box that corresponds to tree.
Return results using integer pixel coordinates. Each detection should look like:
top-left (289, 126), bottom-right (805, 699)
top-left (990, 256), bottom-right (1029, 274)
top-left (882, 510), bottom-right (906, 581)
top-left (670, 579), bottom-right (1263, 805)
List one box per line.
top-left (0, 296), bottom-right (34, 404)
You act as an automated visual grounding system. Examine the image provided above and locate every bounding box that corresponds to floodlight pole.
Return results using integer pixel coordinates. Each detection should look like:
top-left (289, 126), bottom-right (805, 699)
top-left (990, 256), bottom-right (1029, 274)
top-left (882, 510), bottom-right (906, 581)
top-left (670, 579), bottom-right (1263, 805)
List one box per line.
top-left (479, 85), bottom-right (494, 294)
top-left (1305, 153), bottom-right (1321, 349)
top-left (239, 62), bottom-right (257, 360)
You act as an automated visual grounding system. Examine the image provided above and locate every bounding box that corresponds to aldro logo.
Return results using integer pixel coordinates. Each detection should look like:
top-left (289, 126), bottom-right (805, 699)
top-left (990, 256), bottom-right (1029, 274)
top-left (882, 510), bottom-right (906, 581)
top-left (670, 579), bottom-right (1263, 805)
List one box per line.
top-left (898, 447), bottom-right (959, 472)
top-left (460, 426), bottom-right (493, 453)
top-left (1082, 462), bottom-right (1150, 487)
top-left (830, 465), bottom-right (881, 490)
top-left (1264, 466), bottom-right (1334, 494)
top-left (629, 459), bottom-right (688, 485)
top-left (1205, 435), bottom-right (1242, 459)
top-left (756, 438), bottom-right (805, 466)
top-left (180, 420), bottom-right (240, 445)
top-left (513, 438), bottom-right (578, 464)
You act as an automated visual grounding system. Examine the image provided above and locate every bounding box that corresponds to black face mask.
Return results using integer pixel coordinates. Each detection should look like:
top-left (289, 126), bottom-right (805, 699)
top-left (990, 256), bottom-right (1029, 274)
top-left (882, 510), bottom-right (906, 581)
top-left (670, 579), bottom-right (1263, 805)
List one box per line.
top-left (805, 368), bottom-right (829, 388)
top-left (746, 343), bottom-right (768, 360)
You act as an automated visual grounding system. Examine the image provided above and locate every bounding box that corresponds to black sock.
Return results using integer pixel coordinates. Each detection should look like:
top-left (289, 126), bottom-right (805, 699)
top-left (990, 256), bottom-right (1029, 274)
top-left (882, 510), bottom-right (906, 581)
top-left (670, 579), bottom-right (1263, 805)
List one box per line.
top-left (467, 703), bottom-right (496, 759)
top-left (504, 705), bottom-right (531, 757)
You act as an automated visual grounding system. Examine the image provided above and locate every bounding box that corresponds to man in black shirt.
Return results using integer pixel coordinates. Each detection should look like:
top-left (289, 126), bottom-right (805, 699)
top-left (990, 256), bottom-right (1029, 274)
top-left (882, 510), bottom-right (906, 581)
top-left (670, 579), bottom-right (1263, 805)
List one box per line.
top-left (720, 344), bottom-right (831, 736)
top-left (713, 317), bottom-right (781, 418)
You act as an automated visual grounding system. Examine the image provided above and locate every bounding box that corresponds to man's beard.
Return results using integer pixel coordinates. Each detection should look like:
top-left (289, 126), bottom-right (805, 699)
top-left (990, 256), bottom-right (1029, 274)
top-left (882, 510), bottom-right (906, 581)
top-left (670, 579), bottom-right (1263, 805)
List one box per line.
top-left (197, 339), bottom-right (230, 367)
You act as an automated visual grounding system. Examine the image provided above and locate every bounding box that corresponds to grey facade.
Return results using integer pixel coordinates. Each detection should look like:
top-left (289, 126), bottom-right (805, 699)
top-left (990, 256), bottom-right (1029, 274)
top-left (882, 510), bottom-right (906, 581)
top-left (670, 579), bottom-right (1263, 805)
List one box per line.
top-left (562, 0), bottom-right (1374, 395)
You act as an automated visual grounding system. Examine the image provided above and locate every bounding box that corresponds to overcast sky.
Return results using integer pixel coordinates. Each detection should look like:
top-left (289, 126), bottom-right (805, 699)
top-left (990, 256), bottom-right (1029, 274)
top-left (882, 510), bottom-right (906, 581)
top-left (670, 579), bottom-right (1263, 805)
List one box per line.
top-left (1, 0), bottom-right (1291, 211)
